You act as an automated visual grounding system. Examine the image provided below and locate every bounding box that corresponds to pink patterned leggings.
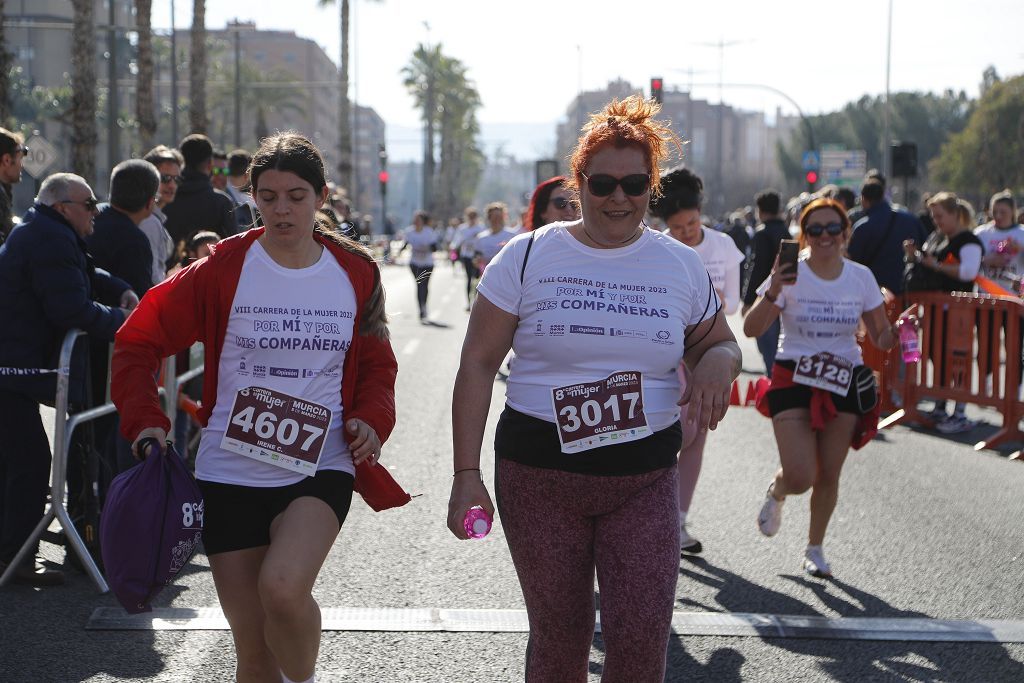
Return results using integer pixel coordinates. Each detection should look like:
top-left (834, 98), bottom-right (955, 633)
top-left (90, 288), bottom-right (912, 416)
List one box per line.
top-left (495, 459), bottom-right (680, 683)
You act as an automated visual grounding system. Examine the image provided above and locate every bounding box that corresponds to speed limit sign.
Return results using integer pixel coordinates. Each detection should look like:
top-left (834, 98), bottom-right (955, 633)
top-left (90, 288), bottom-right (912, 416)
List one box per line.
top-left (22, 135), bottom-right (60, 179)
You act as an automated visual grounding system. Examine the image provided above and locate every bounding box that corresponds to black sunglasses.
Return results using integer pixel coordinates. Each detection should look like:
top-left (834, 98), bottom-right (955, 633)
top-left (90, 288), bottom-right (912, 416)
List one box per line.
top-left (19, 145), bottom-right (29, 155)
top-left (804, 222), bottom-right (844, 237)
top-left (581, 172), bottom-right (650, 198)
top-left (61, 197), bottom-right (100, 211)
top-left (550, 197), bottom-right (575, 210)
top-left (160, 173), bottom-right (183, 185)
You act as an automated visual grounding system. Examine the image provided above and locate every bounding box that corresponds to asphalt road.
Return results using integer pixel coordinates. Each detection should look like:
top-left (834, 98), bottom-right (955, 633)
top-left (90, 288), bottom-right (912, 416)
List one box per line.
top-left (2, 260), bottom-right (1023, 682)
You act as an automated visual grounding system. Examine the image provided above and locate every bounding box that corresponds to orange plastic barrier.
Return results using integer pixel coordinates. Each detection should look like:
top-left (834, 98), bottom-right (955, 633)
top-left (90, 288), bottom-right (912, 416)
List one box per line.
top-left (860, 298), bottom-right (902, 416)
top-left (878, 291), bottom-right (1024, 453)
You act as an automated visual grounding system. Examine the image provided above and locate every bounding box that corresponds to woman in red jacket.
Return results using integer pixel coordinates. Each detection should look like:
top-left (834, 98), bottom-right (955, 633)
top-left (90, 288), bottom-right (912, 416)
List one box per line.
top-left (112, 132), bottom-right (396, 683)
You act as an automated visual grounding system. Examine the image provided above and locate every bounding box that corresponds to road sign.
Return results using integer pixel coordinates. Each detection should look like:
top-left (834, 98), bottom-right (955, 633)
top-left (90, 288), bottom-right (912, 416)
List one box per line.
top-left (22, 135), bottom-right (59, 179)
top-left (801, 151), bottom-right (820, 171)
top-left (820, 149), bottom-right (866, 188)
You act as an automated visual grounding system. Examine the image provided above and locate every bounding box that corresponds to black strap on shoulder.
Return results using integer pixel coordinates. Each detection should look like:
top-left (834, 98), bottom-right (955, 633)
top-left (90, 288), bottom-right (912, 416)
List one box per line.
top-left (519, 231), bottom-right (537, 284)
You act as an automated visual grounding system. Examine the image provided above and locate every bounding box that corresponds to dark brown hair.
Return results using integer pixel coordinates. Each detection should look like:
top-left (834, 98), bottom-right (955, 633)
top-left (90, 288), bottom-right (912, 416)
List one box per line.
top-left (250, 132), bottom-right (389, 339)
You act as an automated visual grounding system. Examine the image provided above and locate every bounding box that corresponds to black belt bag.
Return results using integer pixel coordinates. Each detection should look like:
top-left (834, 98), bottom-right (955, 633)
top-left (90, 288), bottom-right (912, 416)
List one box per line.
top-left (853, 366), bottom-right (878, 414)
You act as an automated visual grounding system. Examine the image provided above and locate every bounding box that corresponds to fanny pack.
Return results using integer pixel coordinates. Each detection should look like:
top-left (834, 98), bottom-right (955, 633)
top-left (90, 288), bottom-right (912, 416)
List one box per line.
top-left (853, 365), bottom-right (878, 415)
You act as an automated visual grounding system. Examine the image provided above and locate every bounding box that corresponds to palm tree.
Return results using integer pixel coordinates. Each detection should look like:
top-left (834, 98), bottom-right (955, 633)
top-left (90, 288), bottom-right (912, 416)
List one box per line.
top-left (0, 0), bottom-right (11, 126)
top-left (70, 0), bottom-right (98, 183)
top-left (135, 0), bottom-right (157, 150)
top-left (317, 0), bottom-right (381, 192)
top-left (189, 0), bottom-right (207, 134)
top-left (402, 43), bottom-right (444, 212)
top-left (435, 59), bottom-right (482, 221)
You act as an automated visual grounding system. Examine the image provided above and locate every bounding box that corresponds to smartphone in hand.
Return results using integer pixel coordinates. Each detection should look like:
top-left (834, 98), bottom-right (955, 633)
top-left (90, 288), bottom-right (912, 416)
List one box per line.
top-left (777, 239), bottom-right (800, 282)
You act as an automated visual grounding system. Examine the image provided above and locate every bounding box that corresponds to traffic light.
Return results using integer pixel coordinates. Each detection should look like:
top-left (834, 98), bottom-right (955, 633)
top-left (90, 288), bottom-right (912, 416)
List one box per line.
top-left (377, 144), bottom-right (388, 195)
top-left (650, 77), bottom-right (663, 105)
top-left (805, 170), bottom-right (818, 191)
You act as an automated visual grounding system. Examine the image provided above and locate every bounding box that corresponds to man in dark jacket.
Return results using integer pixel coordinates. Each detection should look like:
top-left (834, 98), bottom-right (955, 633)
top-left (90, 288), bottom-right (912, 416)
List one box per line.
top-left (162, 133), bottom-right (237, 245)
top-left (742, 189), bottom-right (790, 373)
top-left (848, 179), bottom-right (926, 294)
top-left (87, 159), bottom-right (160, 299)
top-left (0, 127), bottom-right (27, 245)
top-left (0, 173), bottom-right (136, 586)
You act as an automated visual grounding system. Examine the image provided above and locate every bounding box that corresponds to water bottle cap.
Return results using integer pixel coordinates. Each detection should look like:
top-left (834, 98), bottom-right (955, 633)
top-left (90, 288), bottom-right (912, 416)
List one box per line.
top-left (472, 518), bottom-right (489, 534)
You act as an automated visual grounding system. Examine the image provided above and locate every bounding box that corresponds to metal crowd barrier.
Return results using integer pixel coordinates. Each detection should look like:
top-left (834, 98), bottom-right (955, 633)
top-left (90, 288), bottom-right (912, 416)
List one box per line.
top-left (877, 292), bottom-right (1024, 455)
top-left (0, 330), bottom-right (203, 592)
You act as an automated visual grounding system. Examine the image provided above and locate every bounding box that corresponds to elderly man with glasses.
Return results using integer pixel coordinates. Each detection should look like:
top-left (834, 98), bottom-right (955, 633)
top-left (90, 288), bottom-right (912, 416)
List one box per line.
top-left (0, 172), bottom-right (137, 587)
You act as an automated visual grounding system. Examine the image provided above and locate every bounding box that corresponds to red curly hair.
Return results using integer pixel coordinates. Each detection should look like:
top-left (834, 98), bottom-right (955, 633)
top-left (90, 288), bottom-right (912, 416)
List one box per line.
top-left (798, 197), bottom-right (852, 250)
top-left (565, 95), bottom-right (682, 202)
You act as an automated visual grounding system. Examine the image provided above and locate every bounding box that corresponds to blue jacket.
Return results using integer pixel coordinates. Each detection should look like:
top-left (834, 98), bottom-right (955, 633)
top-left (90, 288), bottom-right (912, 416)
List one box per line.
top-left (86, 204), bottom-right (154, 298)
top-left (0, 203), bottom-right (129, 401)
top-left (848, 201), bottom-right (926, 294)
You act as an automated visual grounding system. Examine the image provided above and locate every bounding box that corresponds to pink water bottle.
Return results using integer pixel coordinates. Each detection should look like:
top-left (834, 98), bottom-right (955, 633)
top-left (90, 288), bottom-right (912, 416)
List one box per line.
top-left (899, 322), bottom-right (921, 363)
top-left (463, 506), bottom-right (492, 539)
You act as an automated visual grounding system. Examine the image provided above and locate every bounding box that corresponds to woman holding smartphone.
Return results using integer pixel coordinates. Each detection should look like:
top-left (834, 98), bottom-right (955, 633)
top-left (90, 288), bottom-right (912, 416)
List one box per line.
top-left (744, 198), bottom-right (910, 578)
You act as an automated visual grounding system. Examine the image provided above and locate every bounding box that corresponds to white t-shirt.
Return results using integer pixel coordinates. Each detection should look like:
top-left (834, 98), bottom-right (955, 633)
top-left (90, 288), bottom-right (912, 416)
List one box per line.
top-left (138, 208), bottom-right (175, 286)
top-left (474, 228), bottom-right (520, 268)
top-left (689, 227), bottom-right (744, 315)
top-left (478, 223), bottom-right (718, 431)
top-left (404, 227), bottom-right (437, 267)
top-left (453, 223), bottom-right (484, 258)
top-left (974, 223), bottom-right (1024, 293)
top-left (758, 258), bottom-right (884, 366)
top-left (197, 241), bottom-right (357, 486)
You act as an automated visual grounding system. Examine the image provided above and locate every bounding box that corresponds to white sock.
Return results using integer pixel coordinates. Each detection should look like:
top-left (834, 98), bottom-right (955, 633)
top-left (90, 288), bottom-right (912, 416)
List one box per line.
top-left (281, 673), bottom-right (315, 683)
top-left (678, 510), bottom-right (688, 527)
top-left (806, 544), bottom-right (823, 555)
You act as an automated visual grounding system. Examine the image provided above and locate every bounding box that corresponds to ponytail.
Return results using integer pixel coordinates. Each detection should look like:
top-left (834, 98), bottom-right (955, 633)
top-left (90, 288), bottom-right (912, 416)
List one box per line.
top-left (313, 220), bottom-right (390, 340)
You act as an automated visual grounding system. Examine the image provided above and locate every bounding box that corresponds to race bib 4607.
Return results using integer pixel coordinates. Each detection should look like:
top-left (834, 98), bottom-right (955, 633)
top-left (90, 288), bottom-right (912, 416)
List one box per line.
top-left (221, 386), bottom-right (333, 476)
top-left (550, 370), bottom-right (650, 453)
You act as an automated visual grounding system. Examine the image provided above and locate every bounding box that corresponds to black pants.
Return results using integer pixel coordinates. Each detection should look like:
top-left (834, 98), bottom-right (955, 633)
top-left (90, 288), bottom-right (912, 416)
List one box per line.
top-left (459, 256), bottom-right (478, 300)
top-left (410, 264), bottom-right (432, 317)
top-left (0, 391), bottom-right (51, 563)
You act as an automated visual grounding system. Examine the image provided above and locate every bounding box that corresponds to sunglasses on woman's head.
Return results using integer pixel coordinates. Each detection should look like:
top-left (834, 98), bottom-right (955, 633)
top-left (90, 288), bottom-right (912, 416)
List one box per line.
top-left (550, 197), bottom-right (574, 210)
top-left (804, 222), bottom-right (844, 237)
top-left (581, 172), bottom-right (650, 198)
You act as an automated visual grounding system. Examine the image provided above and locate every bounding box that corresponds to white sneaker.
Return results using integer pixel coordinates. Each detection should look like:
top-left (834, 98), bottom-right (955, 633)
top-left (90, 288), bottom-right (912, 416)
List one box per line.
top-left (680, 524), bottom-right (703, 555)
top-left (936, 414), bottom-right (975, 434)
top-left (757, 483), bottom-right (784, 537)
top-left (804, 546), bottom-right (832, 578)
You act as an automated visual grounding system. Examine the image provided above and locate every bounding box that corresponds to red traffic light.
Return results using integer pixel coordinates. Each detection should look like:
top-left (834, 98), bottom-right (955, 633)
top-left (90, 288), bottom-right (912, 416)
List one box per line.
top-left (650, 77), bottom-right (664, 104)
top-left (805, 170), bottom-right (818, 185)
top-left (378, 171), bottom-right (389, 184)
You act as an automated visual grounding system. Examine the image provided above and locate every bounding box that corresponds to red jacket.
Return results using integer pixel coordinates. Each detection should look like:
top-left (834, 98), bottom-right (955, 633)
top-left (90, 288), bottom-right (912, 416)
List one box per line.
top-left (112, 228), bottom-right (398, 450)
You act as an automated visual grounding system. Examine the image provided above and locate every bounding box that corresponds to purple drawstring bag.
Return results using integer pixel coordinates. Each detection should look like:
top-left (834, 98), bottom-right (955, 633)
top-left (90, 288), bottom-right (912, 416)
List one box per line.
top-left (100, 440), bottom-right (203, 614)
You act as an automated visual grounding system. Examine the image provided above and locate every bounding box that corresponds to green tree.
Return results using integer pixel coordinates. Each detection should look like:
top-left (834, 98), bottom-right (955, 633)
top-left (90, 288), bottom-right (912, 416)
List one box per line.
top-left (402, 43), bottom-right (444, 211)
top-left (135, 0), bottom-right (157, 150)
top-left (317, 0), bottom-right (382, 191)
top-left (434, 58), bottom-right (483, 222)
top-left (777, 90), bottom-right (971, 192)
top-left (205, 48), bottom-right (304, 150)
top-left (931, 73), bottom-right (1024, 200)
top-left (0, 0), bottom-right (11, 126)
top-left (189, 0), bottom-right (207, 133)
top-left (70, 0), bottom-right (98, 183)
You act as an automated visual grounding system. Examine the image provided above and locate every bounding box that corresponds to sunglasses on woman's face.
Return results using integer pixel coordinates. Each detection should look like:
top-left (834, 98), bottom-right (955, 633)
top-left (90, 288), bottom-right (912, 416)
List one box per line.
top-left (160, 173), bottom-right (183, 185)
top-left (581, 172), bottom-right (650, 198)
top-left (804, 222), bottom-right (844, 238)
top-left (550, 197), bottom-right (574, 210)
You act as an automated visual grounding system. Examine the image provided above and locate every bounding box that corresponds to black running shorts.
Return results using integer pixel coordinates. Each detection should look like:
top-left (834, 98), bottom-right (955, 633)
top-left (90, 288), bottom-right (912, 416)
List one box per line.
top-left (197, 469), bottom-right (354, 555)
